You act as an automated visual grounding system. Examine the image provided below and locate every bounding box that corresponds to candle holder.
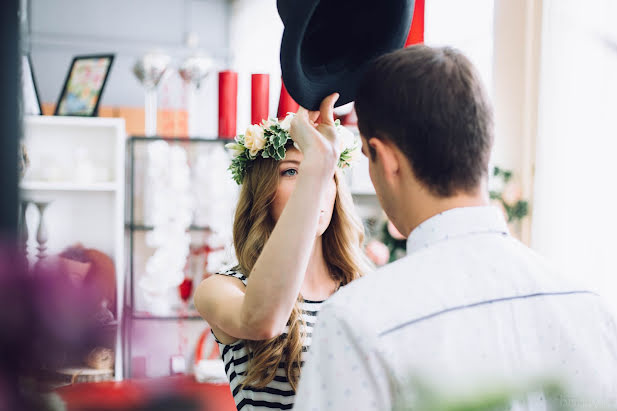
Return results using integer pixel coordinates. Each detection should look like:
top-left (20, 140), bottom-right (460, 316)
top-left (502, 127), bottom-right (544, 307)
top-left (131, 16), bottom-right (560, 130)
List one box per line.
top-left (34, 200), bottom-right (51, 261)
top-left (133, 51), bottom-right (171, 137)
top-left (179, 53), bottom-right (213, 138)
top-left (19, 200), bottom-right (30, 262)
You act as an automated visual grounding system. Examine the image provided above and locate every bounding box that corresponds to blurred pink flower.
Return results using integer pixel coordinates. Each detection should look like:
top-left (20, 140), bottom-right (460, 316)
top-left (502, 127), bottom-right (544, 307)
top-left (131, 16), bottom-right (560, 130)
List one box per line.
top-left (365, 240), bottom-right (390, 266)
top-left (387, 220), bottom-right (407, 240)
top-left (502, 182), bottom-right (522, 206)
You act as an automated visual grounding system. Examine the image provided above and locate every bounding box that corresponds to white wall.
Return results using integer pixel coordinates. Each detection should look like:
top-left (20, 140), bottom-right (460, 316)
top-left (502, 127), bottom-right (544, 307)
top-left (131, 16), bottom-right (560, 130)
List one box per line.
top-left (27, 0), bottom-right (230, 109)
top-left (25, 0), bottom-right (234, 377)
top-left (531, 0), bottom-right (617, 314)
top-left (228, 0), bottom-right (284, 131)
top-left (491, 0), bottom-right (543, 244)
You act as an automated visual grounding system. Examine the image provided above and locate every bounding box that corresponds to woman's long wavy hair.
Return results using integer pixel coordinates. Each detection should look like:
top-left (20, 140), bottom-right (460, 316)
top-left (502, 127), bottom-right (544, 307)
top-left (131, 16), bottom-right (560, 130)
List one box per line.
top-left (233, 147), bottom-right (372, 391)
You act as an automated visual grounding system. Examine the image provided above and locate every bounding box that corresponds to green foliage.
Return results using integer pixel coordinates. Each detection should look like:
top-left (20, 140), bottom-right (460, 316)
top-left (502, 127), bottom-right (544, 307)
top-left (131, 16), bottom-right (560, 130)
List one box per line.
top-left (393, 378), bottom-right (587, 411)
top-left (226, 116), bottom-right (359, 185)
top-left (381, 221), bottom-right (407, 263)
top-left (490, 166), bottom-right (529, 223)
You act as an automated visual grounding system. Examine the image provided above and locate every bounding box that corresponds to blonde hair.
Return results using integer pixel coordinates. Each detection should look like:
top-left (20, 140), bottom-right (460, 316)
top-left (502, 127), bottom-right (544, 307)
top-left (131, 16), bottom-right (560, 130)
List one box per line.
top-left (232, 149), bottom-right (372, 391)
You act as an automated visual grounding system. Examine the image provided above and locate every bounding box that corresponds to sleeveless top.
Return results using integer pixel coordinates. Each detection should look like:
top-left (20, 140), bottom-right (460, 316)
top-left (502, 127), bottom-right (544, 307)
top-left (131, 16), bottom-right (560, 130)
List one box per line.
top-left (212, 269), bottom-right (325, 411)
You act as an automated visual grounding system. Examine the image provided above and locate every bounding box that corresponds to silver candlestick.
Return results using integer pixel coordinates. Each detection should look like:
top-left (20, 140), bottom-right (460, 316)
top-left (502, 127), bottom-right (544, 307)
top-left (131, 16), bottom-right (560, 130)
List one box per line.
top-left (133, 51), bottom-right (171, 137)
top-left (19, 200), bottom-right (30, 261)
top-left (34, 201), bottom-right (50, 261)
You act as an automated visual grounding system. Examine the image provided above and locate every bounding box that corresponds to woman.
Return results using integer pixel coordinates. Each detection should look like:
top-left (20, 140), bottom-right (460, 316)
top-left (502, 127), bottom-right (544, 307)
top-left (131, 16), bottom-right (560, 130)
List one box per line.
top-left (194, 94), bottom-right (371, 410)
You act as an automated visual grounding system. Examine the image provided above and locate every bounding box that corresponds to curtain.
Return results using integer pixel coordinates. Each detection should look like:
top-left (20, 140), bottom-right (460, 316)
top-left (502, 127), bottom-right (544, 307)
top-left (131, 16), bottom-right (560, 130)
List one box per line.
top-left (531, 0), bottom-right (617, 314)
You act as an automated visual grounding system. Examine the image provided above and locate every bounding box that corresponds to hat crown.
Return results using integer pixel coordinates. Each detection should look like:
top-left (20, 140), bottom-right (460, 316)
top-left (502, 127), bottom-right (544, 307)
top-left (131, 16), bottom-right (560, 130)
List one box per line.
top-left (278, 0), bottom-right (415, 111)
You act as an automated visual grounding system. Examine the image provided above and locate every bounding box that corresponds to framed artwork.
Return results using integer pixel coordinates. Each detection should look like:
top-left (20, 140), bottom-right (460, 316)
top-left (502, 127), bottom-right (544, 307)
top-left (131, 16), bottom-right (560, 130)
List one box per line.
top-left (21, 55), bottom-right (42, 115)
top-left (54, 54), bottom-right (114, 117)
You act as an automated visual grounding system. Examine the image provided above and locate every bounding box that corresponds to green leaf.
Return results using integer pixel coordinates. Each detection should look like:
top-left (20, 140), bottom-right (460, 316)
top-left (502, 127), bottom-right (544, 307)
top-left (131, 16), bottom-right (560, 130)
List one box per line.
top-left (276, 145), bottom-right (286, 160)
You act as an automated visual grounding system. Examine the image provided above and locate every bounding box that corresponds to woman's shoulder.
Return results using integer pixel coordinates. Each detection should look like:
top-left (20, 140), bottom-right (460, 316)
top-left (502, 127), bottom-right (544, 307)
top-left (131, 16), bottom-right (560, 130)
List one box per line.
top-left (214, 267), bottom-right (248, 286)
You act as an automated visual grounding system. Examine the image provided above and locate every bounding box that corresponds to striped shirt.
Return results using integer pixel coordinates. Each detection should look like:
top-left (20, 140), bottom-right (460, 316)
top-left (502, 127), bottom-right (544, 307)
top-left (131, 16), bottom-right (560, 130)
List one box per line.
top-left (212, 270), bottom-right (324, 410)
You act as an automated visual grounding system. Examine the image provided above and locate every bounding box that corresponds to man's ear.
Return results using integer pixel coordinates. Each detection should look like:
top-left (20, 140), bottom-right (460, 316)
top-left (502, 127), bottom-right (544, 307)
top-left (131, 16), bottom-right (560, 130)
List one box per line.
top-left (368, 137), bottom-right (400, 181)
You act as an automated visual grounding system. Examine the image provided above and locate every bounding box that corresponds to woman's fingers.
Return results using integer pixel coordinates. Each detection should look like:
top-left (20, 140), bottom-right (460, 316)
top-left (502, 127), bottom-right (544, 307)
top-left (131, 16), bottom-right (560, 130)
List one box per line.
top-left (296, 106), bottom-right (310, 121)
top-left (319, 93), bottom-right (340, 126)
top-left (308, 110), bottom-right (320, 124)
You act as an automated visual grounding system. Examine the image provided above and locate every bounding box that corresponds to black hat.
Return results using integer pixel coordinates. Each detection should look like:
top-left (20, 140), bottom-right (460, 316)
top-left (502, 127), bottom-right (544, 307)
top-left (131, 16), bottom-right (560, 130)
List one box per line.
top-left (277, 0), bottom-right (414, 111)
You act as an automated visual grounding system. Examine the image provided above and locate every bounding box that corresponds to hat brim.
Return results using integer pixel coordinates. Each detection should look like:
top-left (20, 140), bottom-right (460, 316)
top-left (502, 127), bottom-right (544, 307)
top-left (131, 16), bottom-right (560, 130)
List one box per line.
top-left (280, 0), bottom-right (414, 111)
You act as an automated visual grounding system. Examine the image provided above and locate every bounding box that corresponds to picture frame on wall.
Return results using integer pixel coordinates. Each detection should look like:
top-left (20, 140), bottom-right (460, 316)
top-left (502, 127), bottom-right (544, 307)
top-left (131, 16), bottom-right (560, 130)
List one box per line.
top-left (54, 54), bottom-right (114, 117)
top-left (21, 55), bottom-right (42, 115)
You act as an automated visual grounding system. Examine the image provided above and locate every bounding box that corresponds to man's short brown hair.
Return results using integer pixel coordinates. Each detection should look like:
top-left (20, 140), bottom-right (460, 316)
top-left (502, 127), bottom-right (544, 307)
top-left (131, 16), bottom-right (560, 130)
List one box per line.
top-left (355, 45), bottom-right (494, 197)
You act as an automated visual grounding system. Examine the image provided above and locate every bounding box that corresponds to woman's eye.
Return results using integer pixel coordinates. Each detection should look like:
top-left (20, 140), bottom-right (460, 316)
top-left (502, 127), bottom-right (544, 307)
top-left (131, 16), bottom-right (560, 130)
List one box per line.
top-left (282, 168), bottom-right (298, 177)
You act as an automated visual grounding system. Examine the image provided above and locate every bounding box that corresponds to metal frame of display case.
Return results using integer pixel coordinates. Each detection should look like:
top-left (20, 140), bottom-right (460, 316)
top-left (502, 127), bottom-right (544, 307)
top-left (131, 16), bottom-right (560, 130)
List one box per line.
top-left (123, 136), bottom-right (229, 378)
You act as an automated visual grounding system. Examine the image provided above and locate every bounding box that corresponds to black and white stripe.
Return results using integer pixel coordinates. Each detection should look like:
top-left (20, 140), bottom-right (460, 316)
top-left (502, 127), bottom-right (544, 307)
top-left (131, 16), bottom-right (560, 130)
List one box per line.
top-left (213, 270), bottom-right (323, 411)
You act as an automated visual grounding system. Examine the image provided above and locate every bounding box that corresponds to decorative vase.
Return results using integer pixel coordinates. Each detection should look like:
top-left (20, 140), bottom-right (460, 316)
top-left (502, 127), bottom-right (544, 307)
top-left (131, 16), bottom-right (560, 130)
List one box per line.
top-left (133, 51), bottom-right (171, 137)
top-left (179, 53), bottom-right (213, 138)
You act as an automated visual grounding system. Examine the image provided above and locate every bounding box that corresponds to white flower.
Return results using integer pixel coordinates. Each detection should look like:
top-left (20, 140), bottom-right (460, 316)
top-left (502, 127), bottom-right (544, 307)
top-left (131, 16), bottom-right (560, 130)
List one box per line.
top-left (337, 125), bottom-right (357, 152)
top-left (347, 144), bottom-right (362, 166)
top-left (225, 143), bottom-right (245, 158)
top-left (279, 113), bottom-right (295, 131)
top-left (244, 124), bottom-right (266, 156)
top-left (262, 118), bottom-right (276, 130)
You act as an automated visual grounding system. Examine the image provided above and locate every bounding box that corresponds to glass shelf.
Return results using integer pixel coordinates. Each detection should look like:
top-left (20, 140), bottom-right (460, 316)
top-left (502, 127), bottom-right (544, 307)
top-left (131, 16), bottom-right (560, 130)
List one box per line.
top-left (124, 136), bottom-right (237, 378)
top-left (126, 224), bottom-right (211, 231)
top-left (131, 312), bottom-right (202, 321)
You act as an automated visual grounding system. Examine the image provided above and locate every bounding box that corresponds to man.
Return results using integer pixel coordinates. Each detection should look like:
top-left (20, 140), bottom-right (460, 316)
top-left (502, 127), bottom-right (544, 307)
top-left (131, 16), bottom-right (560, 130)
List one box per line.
top-left (293, 45), bottom-right (617, 410)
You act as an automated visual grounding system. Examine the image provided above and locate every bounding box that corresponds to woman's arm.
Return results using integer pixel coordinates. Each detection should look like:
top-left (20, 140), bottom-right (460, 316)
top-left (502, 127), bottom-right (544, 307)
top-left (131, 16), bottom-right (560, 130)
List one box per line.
top-left (194, 94), bottom-right (341, 341)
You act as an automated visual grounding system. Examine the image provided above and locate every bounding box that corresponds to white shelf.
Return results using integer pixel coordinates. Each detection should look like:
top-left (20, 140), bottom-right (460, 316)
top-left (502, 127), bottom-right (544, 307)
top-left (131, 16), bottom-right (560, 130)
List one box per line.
top-left (21, 114), bottom-right (126, 381)
top-left (351, 190), bottom-right (377, 196)
top-left (24, 115), bottom-right (125, 129)
top-left (20, 181), bottom-right (119, 192)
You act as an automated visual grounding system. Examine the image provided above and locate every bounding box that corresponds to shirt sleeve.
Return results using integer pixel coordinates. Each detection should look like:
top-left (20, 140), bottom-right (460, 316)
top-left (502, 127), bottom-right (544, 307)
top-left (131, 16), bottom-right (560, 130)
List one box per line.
top-left (293, 302), bottom-right (394, 411)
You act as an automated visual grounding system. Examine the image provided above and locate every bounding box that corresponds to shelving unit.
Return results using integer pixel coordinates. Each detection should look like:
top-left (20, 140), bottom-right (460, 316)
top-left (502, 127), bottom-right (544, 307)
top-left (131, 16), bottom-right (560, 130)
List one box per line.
top-left (123, 136), bottom-right (237, 379)
top-left (21, 181), bottom-right (120, 192)
top-left (20, 115), bottom-right (126, 381)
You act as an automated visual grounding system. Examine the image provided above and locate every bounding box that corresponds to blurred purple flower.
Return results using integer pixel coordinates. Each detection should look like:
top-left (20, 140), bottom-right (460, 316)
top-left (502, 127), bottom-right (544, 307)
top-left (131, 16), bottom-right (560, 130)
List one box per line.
top-left (0, 242), bottom-right (107, 410)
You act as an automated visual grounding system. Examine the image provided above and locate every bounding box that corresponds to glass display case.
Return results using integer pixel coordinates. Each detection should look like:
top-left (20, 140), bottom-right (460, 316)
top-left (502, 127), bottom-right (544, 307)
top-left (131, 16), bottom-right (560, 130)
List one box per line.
top-left (123, 136), bottom-right (237, 378)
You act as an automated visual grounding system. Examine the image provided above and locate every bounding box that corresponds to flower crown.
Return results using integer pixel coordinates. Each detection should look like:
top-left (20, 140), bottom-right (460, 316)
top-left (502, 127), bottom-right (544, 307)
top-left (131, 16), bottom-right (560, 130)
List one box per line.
top-left (225, 113), bottom-right (360, 185)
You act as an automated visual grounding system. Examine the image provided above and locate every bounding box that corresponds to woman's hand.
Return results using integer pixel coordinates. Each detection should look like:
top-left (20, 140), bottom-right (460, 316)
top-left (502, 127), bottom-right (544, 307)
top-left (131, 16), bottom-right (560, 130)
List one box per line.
top-left (195, 93), bottom-right (345, 343)
top-left (289, 93), bottom-right (341, 176)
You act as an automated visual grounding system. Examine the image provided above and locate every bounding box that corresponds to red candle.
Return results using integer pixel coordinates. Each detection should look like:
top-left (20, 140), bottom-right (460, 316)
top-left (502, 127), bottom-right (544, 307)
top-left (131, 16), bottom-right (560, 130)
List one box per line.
top-left (218, 70), bottom-right (238, 139)
top-left (251, 73), bottom-right (270, 125)
top-left (405, 0), bottom-right (425, 46)
top-left (277, 79), bottom-right (299, 119)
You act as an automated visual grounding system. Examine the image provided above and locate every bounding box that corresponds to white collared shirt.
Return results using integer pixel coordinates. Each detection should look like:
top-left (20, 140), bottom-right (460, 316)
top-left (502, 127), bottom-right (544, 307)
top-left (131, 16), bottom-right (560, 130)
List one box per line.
top-left (294, 206), bottom-right (617, 410)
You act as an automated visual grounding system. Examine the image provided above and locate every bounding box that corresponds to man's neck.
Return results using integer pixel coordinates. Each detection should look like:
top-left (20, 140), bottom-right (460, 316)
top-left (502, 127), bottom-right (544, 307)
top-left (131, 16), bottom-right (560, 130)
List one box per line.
top-left (402, 190), bottom-right (490, 236)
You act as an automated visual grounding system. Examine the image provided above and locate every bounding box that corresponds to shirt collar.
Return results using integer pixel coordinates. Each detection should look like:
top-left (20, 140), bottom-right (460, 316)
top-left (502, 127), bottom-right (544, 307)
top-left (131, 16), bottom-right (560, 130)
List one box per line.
top-left (406, 206), bottom-right (509, 255)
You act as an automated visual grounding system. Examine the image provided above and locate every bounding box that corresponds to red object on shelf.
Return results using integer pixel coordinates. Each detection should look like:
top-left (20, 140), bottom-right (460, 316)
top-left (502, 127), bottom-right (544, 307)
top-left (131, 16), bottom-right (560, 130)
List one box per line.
top-left (195, 327), bottom-right (221, 363)
top-left (251, 73), bottom-right (270, 125)
top-left (341, 105), bottom-right (358, 127)
top-left (179, 278), bottom-right (193, 302)
top-left (277, 79), bottom-right (299, 119)
top-left (405, 0), bottom-right (425, 46)
top-left (55, 375), bottom-right (236, 411)
top-left (218, 70), bottom-right (238, 139)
